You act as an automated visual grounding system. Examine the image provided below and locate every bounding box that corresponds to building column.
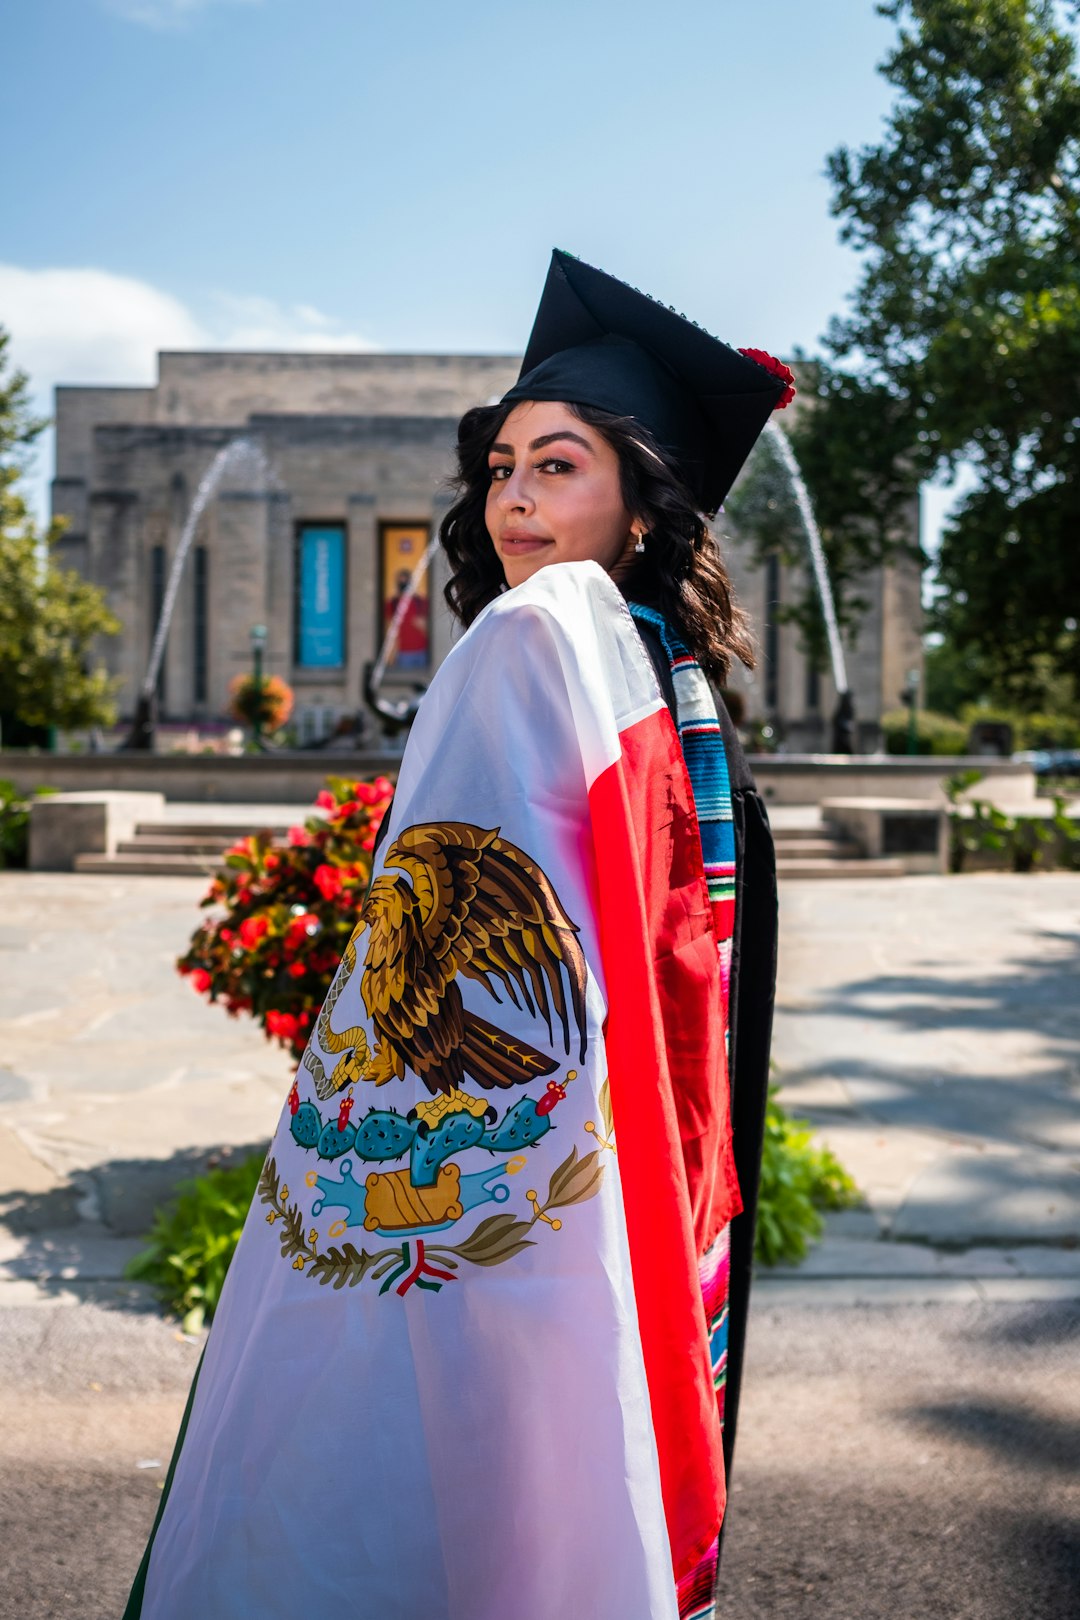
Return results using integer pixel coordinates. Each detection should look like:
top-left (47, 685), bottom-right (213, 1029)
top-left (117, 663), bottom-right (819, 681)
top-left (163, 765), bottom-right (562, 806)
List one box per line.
top-left (347, 493), bottom-right (378, 719)
top-left (88, 489), bottom-right (141, 718)
top-left (210, 491), bottom-right (272, 719)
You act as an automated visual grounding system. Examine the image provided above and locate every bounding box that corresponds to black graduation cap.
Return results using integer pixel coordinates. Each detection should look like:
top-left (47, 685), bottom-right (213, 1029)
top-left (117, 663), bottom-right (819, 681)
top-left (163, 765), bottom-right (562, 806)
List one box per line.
top-left (500, 249), bottom-right (794, 517)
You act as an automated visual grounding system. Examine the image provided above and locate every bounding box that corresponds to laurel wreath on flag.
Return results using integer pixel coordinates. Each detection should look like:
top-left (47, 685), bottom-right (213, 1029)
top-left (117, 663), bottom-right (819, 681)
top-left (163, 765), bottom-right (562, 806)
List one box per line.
top-left (257, 1138), bottom-right (609, 1297)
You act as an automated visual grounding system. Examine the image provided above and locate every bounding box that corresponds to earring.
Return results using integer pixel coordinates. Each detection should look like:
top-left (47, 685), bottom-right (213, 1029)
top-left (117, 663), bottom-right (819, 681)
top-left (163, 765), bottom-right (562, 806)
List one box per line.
top-left (634, 530), bottom-right (647, 554)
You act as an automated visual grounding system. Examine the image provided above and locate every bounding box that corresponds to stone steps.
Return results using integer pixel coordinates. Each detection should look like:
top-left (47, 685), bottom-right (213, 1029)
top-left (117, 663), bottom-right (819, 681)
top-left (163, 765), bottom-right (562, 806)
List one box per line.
top-left (770, 813), bottom-right (904, 877)
top-left (73, 816), bottom-right (307, 875)
top-left (777, 856), bottom-right (906, 879)
top-left (75, 807), bottom-right (905, 880)
top-left (115, 836), bottom-right (238, 856)
top-left (132, 820), bottom-right (296, 839)
top-left (74, 851), bottom-right (223, 876)
top-left (772, 836), bottom-right (861, 859)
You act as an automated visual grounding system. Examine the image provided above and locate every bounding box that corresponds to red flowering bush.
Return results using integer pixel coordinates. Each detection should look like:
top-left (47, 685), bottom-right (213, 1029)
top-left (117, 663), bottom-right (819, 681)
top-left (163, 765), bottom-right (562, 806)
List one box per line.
top-left (228, 673), bottom-right (295, 733)
top-left (177, 775), bottom-right (395, 1059)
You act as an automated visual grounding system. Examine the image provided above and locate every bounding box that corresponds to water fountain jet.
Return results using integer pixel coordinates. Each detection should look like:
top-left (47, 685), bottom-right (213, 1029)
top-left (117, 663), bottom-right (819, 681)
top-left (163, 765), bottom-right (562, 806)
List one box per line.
top-left (364, 533), bottom-right (440, 736)
top-left (123, 438), bottom-right (269, 750)
top-left (762, 420), bottom-right (856, 753)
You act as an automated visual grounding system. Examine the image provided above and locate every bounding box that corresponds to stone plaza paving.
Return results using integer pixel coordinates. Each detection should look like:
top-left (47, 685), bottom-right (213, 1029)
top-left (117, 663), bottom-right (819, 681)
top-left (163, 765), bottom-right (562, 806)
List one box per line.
top-left (2, 868), bottom-right (1075, 1296)
top-left (0, 869), bottom-right (1077, 1616)
top-left (765, 871), bottom-right (1080, 1297)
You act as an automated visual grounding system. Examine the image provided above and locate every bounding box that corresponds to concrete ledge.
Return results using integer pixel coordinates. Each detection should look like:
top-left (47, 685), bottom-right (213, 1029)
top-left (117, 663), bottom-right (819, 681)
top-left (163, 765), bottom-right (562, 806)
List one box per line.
top-left (1, 750), bottom-right (1038, 809)
top-left (752, 755), bottom-right (1034, 807)
top-left (821, 796), bottom-right (947, 873)
top-left (28, 791), bottom-right (165, 871)
top-left (0, 752), bottom-right (401, 805)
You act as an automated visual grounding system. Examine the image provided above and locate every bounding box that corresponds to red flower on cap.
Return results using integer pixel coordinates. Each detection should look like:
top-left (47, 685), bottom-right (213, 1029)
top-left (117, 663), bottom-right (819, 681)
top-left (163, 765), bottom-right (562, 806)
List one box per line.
top-left (737, 348), bottom-right (796, 409)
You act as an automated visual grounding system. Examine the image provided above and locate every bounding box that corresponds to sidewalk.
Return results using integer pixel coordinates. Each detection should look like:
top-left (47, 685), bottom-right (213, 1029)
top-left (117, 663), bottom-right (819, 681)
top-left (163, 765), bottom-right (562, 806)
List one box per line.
top-left (0, 870), bottom-right (1077, 1304)
top-left (765, 870), bottom-right (1080, 1303)
top-left (0, 871), bottom-right (291, 1303)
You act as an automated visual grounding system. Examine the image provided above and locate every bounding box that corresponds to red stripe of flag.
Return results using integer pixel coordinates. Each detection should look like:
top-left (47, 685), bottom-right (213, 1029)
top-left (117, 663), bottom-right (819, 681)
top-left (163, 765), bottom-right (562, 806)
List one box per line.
top-left (589, 707), bottom-right (741, 1580)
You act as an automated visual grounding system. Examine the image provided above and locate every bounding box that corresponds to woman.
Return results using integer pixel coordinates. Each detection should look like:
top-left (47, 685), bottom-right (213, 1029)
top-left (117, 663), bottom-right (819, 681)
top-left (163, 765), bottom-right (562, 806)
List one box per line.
top-left (125, 252), bottom-right (787, 1620)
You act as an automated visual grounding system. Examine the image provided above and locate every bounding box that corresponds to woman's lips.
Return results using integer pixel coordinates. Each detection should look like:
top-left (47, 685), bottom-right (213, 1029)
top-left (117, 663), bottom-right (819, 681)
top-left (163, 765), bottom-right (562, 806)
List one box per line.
top-left (499, 532), bottom-right (552, 554)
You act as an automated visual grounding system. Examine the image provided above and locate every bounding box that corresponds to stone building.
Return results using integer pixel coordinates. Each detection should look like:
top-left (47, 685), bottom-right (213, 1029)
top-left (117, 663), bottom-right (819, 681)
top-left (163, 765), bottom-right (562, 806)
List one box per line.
top-left (51, 350), bottom-right (921, 750)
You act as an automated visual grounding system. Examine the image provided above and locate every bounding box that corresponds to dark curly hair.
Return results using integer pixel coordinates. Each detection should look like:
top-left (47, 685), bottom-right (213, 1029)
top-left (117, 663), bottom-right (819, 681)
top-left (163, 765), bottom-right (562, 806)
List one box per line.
top-left (439, 400), bottom-right (756, 684)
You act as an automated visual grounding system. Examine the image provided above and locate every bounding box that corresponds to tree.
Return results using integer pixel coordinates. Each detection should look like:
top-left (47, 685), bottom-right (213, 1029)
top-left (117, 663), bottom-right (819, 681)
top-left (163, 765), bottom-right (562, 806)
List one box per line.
top-left (0, 328), bottom-right (120, 739)
top-left (801, 0), bottom-right (1080, 705)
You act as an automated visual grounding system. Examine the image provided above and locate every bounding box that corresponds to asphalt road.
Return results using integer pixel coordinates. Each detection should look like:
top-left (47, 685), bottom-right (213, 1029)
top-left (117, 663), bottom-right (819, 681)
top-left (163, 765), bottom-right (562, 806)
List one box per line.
top-left (2, 871), bottom-right (1077, 1617)
top-left (1, 1292), bottom-right (1076, 1620)
top-left (717, 1296), bottom-right (1080, 1620)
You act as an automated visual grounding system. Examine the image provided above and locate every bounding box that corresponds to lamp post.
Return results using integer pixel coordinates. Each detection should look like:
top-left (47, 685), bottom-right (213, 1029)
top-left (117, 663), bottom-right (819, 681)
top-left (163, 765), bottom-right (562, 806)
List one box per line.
top-left (831, 691), bottom-right (857, 755)
top-left (903, 666), bottom-right (920, 756)
top-left (250, 623), bottom-right (268, 749)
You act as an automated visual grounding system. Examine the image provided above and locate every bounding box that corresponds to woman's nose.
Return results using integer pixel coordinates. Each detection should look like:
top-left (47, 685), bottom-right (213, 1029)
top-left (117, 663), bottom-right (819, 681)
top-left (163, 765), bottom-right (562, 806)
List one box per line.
top-left (496, 468), bottom-right (533, 512)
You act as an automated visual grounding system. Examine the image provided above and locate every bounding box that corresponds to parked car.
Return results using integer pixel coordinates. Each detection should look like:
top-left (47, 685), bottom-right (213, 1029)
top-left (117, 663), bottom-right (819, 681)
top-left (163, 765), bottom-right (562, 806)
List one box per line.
top-left (1012, 749), bottom-right (1054, 772)
top-left (1016, 748), bottom-right (1080, 778)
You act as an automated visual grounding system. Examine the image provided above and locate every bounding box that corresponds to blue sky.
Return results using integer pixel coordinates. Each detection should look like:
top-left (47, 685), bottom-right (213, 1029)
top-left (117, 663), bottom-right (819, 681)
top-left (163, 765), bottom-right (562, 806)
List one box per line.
top-left (5, 0), bottom-right (951, 530)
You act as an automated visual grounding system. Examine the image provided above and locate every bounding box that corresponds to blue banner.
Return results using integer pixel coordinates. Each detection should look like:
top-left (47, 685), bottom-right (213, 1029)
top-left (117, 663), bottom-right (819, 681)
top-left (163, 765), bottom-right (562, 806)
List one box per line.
top-left (298, 527), bottom-right (345, 667)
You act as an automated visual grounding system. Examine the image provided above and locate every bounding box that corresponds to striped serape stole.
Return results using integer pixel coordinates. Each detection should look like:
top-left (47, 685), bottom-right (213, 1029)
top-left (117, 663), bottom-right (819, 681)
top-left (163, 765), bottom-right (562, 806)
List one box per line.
top-left (627, 604), bottom-right (737, 1013)
top-left (629, 603), bottom-right (735, 1620)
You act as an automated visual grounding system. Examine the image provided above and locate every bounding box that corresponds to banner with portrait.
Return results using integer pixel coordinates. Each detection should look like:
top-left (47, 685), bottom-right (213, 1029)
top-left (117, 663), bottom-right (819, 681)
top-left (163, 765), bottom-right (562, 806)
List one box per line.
top-left (380, 522), bottom-right (430, 670)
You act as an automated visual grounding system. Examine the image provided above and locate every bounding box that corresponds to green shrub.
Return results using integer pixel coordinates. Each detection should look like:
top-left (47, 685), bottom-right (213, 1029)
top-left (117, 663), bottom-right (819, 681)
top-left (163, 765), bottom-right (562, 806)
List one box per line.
top-left (946, 770), bottom-right (1080, 872)
top-left (754, 1094), bottom-right (859, 1267)
top-left (948, 792), bottom-right (1080, 873)
top-left (0, 779), bottom-right (29, 868)
top-left (1053, 797), bottom-right (1080, 871)
top-left (880, 708), bottom-right (968, 756)
top-left (125, 1152), bottom-right (265, 1331)
top-left (1022, 713), bottom-right (1080, 750)
top-left (959, 704), bottom-right (1080, 751)
top-left (0, 778), bottom-right (55, 868)
top-left (942, 768), bottom-right (986, 804)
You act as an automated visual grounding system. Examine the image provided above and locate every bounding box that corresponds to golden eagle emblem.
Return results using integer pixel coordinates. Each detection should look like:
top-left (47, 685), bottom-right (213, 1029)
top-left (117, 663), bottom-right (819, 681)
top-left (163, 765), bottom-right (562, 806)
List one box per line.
top-left (305, 822), bottom-right (588, 1101)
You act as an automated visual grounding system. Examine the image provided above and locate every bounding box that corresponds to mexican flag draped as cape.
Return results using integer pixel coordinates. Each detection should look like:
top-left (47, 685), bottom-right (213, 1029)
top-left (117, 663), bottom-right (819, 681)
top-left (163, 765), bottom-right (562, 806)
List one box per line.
top-left (128, 561), bottom-right (743, 1620)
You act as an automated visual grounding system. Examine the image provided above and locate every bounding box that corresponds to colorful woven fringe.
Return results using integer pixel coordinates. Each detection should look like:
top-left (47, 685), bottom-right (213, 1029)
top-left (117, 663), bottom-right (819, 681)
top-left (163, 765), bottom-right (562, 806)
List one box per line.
top-left (628, 605), bottom-right (736, 1011)
top-left (629, 604), bottom-right (734, 1620)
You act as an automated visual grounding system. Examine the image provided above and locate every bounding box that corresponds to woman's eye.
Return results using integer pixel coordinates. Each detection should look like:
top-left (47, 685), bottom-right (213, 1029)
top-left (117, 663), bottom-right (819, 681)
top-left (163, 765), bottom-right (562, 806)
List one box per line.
top-left (538, 458), bottom-right (573, 474)
top-left (488, 464), bottom-right (511, 481)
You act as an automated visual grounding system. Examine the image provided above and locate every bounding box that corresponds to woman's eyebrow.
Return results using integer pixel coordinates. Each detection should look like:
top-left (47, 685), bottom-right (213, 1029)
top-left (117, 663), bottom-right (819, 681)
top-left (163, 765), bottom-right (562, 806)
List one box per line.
top-left (531, 430), bottom-right (594, 453)
top-left (489, 431), bottom-right (595, 458)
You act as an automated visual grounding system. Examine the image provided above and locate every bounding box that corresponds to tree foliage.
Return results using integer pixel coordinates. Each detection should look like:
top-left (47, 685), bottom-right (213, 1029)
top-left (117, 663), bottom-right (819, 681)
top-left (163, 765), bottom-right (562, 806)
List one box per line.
top-left (0, 328), bottom-right (120, 736)
top-left (799, 0), bottom-right (1080, 702)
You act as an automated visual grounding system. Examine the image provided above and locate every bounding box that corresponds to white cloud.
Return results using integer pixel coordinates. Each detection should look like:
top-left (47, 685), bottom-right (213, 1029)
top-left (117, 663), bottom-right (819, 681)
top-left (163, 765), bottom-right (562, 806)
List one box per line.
top-left (103, 0), bottom-right (264, 30)
top-left (207, 291), bottom-right (376, 352)
top-left (0, 263), bottom-right (377, 397)
top-left (0, 263), bottom-right (376, 521)
top-left (0, 264), bottom-right (205, 389)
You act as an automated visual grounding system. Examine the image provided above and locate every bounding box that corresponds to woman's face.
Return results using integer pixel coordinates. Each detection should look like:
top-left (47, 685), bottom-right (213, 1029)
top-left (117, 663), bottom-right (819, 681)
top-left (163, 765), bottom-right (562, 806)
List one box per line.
top-left (485, 400), bottom-right (641, 589)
